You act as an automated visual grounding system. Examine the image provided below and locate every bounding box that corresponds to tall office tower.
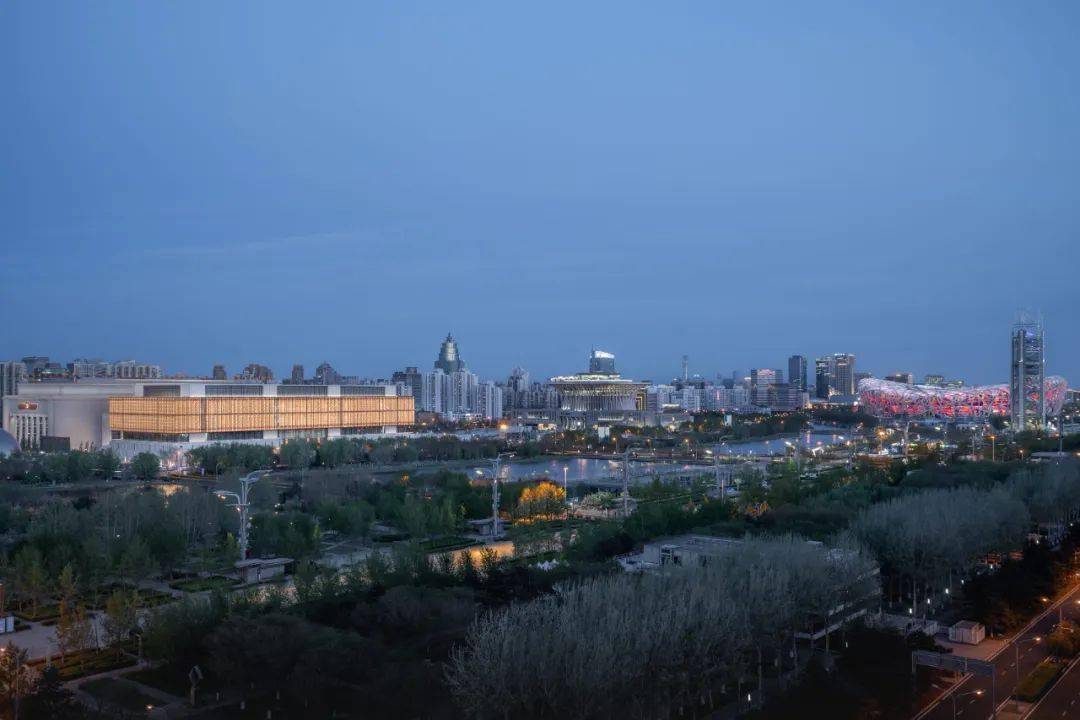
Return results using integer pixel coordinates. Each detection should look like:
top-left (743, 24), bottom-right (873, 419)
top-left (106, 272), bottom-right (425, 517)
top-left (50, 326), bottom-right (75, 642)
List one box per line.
top-left (435, 333), bottom-right (466, 373)
top-left (750, 368), bottom-right (781, 406)
top-left (830, 353), bottom-right (856, 396)
top-left (314, 362), bottom-right (341, 385)
top-left (788, 355), bottom-right (808, 393)
top-left (0, 361), bottom-right (23, 398)
top-left (212, 365), bottom-right (227, 381)
top-left (814, 358), bottom-right (831, 399)
top-left (588, 350), bottom-right (617, 375)
top-left (1010, 313), bottom-right (1046, 430)
top-left (392, 366), bottom-right (423, 404)
top-left (290, 364), bottom-right (304, 384)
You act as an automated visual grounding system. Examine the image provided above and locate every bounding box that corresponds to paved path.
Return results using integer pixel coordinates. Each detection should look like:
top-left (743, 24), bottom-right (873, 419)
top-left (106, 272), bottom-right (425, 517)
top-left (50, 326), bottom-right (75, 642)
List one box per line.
top-left (912, 580), bottom-right (1080, 720)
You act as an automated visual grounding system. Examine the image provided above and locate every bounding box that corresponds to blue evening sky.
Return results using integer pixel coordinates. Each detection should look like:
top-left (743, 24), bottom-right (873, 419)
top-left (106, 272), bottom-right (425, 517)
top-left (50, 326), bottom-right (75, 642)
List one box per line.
top-left (3, 2), bottom-right (1078, 385)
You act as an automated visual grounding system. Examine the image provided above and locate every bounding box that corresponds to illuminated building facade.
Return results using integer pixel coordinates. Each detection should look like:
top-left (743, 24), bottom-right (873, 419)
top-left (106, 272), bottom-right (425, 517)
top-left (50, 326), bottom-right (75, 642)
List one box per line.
top-left (858, 376), bottom-right (1067, 421)
top-left (1011, 315), bottom-right (1048, 430)
top-left (551, 351), bottom-right (643, 413)
top-left (109, 381), bottom-right (412, 455)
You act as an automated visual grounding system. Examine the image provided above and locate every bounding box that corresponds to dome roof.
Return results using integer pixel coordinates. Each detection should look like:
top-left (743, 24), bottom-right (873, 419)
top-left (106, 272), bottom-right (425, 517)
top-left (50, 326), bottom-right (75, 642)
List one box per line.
top-left (0, 429), bottom-right (19, 458)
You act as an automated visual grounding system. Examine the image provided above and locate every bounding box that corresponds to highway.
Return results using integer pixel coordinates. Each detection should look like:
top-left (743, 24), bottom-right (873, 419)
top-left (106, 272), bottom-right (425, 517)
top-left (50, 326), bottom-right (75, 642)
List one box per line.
top-left (1027, 654), bottom-right (1080, 719)
top-left (913, 580), bottom-right (1080, 720)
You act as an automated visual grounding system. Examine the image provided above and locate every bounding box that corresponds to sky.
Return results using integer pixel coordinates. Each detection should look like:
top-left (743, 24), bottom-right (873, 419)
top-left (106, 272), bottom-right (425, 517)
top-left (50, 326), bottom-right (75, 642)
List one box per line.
top-left (2, 2), bottom-right (1078, 386)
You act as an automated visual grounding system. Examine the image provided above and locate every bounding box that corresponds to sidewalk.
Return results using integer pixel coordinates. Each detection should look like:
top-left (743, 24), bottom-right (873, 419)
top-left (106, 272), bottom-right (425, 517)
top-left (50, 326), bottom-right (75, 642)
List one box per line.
top-left (937, 636), bottom-right (1007, 662)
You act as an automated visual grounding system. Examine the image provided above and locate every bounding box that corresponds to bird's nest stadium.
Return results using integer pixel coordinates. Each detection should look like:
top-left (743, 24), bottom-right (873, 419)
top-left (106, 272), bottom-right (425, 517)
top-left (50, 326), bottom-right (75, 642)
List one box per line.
top-left (858, 377), bottom-right (1067, 420)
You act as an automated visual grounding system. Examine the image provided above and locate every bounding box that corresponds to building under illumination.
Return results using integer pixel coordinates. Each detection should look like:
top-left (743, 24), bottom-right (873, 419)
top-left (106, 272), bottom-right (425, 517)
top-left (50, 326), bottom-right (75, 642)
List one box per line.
top-left (1011, 314), bottom-right (1048, 430)
top-left (3, 379), bottom-right (413, 459)
top-left (858, 376), bottom-right (1067, 422)
top-left (551, 350), bottom-right (644, 413)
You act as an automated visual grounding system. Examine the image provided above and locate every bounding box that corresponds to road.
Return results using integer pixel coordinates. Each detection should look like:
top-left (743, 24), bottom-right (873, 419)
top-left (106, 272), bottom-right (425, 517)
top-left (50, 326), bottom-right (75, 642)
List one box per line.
top-left (914, 581), bottom-right (1080, 720)
top-left (1027, 655), bottom-right (1080, 719)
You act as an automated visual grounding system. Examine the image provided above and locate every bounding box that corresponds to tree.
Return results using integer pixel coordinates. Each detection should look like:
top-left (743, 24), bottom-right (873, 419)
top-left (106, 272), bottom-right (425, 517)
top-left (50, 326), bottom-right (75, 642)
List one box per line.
top-left (55, 598), bottom-right (93, 664)
top-left (117, 535), bottom-right (155, 588)
top-left (20, 664), bottom-right (86, 720)
top-left (102, 590), bottom-right (140, 648)
top-left (13, 546), bottom-right (48, 617)
top-left (516, 482), bottom-right (566, 520)
top-left (1047, 620), bottom-right (1080, 659)
top-left (0, 642), bottom-right (30, 719)
top-left (131, 452), bottom-right (160, 480)
top-left (96, 449), bottom-right (120, 479)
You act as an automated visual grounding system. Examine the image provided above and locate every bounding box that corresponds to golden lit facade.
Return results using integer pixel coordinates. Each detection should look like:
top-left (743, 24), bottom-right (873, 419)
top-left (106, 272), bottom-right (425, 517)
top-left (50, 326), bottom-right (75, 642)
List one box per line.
top-left (110, 395), bottom-right (414, 435)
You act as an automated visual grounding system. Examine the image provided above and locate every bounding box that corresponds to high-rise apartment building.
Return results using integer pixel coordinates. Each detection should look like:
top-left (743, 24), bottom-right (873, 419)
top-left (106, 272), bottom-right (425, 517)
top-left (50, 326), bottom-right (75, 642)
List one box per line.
top-left (212, 365), bottom-right (227, 381)
top-left (472, 381), bottom-right (504, 421)
top-left (114, 361), bottom-right (162, 380)
top-left (392, 366), bottom-right (423, 405)
top-left (314, 362), bottom-right (341, 385)
top-left (0, 361), bottom-right (23, 398)
top-left (240, 363), bottom-right (274, 383)
top-left (70, 358), bottom-right (113, 378)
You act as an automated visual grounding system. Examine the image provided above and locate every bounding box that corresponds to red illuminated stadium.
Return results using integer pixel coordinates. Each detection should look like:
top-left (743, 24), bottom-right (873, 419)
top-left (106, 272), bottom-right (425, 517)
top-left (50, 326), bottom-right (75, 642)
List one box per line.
top-left (858, 377), bottom-right (1068, 420)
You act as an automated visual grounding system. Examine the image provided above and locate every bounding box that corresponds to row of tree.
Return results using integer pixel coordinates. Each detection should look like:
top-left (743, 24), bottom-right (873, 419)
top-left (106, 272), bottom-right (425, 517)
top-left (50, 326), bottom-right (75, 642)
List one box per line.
top-left (446, 535), bottom-right (880, 718)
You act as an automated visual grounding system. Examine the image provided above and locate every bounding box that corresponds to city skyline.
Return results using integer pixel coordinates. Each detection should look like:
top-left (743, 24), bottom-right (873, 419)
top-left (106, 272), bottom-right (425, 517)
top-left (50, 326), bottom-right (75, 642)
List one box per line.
top-left (2, 316), bottom-right (1068, 389)
top-left (3, 4), bottom-right (1079, 387)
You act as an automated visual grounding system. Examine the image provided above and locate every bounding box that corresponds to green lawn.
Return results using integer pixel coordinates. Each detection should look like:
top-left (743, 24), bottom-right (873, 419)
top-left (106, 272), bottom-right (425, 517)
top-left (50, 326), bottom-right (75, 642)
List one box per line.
top-left (27, 647), bottom-right (138, 681)
top-left (82, 677), bottom-right (163, 713)
top-left (169, 576), bottom-right (236, 593)
top-left (1014, 658), bottom-right (1065, 702)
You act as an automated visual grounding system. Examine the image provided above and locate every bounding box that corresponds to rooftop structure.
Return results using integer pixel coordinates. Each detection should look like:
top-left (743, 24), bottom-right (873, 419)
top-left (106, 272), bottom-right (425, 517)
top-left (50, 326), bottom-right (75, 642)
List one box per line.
top-left (435, 333), bottom-right (466, 373)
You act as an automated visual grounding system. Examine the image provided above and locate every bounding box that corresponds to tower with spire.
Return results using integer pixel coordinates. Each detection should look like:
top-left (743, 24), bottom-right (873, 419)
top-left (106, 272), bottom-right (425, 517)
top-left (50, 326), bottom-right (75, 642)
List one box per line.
top-left (435, 332), bottom-right (466, 373)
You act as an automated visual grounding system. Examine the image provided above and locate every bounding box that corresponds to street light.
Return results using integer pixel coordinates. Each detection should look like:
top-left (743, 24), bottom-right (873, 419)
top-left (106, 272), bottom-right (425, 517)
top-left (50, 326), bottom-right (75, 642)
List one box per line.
top-left (213, 471), bottom-right (264, 561)
top-left (783, 440), bottom-right (801, 472)
top-left (950, 689), bottom-right (983, 720)
top-left (562, 466), bottom-right (569, 520)
top-left (1013, 636), bottom-right (1041, 690)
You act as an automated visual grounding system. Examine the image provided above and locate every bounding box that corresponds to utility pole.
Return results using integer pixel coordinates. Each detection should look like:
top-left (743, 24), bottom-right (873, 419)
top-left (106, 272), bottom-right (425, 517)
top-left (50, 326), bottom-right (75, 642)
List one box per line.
top-left (214, 471), bottom-right (262, 560)
top-left (621, 447), bottom-right (631, 517)
top-left (713, 444), bottom-right (726, 500)
top-left (490, 456), bottom-right (503, 538)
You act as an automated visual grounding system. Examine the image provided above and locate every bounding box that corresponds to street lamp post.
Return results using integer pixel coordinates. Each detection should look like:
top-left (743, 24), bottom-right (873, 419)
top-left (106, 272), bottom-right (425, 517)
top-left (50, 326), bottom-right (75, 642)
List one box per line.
top-left (562, 466), bottom-right (569, 520)
top-left (783, 440), bottom-right (801, 472)
top-left (950, 689), bottom-right (983, 720)
top-left (1013, 636), bottom-right (1041, 691)
top-left (707, 445), bottom-right (727, 500)
top-left (214, 471), bottom-right (263, 561)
